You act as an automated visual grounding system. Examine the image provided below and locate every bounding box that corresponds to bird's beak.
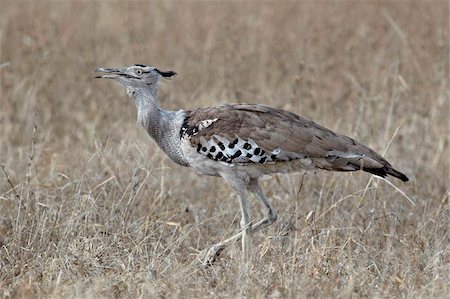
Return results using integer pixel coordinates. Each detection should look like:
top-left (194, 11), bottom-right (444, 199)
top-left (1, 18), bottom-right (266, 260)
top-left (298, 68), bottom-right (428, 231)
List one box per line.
top-left (94, 68), bottom-right (122, 79)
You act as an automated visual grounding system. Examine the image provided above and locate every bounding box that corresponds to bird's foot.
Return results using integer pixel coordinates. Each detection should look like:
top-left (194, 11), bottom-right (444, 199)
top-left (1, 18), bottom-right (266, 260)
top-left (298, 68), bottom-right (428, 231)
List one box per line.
top-left (197, 243), bottom-right (226, 267)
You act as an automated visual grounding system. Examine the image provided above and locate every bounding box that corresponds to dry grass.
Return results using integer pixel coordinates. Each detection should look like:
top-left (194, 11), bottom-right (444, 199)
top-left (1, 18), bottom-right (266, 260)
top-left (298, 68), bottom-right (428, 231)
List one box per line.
top-left (0, 1), bottom-right (449, 298)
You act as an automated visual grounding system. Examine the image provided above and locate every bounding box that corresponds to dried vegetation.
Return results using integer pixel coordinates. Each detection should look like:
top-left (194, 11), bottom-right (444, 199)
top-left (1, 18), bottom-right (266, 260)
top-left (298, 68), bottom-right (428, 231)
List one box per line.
top-left (0, 1), bottom-right (448, 298)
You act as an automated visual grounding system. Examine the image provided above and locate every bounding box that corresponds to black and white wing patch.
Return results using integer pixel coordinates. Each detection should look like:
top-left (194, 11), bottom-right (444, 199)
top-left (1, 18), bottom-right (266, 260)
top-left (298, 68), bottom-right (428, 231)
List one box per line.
top-left (194, 135), bottom-right (304, 165)
top-left (180, 118), bottom-right (218, 137)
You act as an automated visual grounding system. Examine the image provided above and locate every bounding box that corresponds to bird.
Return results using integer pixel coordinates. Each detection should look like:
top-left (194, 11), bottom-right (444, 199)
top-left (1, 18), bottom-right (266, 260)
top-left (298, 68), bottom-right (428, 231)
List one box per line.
top-left (95, 64), bottom-right (409, 267)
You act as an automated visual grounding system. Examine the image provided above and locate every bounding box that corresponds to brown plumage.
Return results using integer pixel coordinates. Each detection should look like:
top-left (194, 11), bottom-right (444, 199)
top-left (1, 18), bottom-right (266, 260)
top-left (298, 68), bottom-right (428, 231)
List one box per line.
top-left (182, 103), bottom-right (408, 182)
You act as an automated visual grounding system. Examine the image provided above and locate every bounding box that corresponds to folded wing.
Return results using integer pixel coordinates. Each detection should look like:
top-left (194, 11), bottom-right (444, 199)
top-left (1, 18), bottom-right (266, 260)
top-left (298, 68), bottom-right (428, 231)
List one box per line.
top-left (181, 104), bottom-right (408, 182)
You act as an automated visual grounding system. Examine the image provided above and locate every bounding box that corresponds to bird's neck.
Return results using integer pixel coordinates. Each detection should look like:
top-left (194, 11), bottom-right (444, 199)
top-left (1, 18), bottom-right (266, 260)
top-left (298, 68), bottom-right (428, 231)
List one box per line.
top-left (133, 90), bottom-right (189, 166)
top-left (135, 92), bottom-right (159, 137)
top-left (134, 91), bottom-right (168, 140)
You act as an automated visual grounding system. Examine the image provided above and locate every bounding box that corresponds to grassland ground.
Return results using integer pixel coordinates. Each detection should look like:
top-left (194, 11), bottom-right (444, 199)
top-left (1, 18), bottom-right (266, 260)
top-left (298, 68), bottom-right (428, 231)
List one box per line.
top-left (0, 1), bottom-right (449, 298)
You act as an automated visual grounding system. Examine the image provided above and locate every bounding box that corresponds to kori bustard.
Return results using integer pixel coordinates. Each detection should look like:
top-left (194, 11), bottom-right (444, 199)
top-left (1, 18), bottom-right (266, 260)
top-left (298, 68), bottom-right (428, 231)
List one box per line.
top-left (95, 64), bottom-right (408, 266)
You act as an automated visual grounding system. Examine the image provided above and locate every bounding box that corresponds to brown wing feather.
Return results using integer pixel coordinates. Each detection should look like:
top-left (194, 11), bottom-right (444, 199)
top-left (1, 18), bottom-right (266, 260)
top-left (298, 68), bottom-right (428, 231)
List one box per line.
top-left (183, 103), bottom-right (408, 181)
top-left (185, 103), bottom-right (348, 154)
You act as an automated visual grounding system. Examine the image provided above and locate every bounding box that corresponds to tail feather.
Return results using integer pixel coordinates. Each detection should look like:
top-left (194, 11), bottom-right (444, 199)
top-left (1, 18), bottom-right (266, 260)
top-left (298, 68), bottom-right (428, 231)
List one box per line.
top-left (324, 151), bottom-right (409, 182)
top-left (363, 166), bottom-right (409, 182)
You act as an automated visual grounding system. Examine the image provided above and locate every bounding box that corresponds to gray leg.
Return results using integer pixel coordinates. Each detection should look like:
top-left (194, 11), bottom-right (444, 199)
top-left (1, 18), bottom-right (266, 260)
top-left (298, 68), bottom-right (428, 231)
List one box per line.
top-left (198, 172), bottom-right (252, 267)
top-left (197, 178), bottom-right (278, 267)
top-left (247, 178), bottom-right (278, 232)
top-left (237, 188), bottom-right (251, 265)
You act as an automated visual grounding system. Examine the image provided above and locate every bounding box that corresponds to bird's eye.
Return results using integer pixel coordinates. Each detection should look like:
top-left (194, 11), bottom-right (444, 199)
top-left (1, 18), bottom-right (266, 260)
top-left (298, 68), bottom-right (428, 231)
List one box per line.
top-left (135, 69), bottom-right (143, 77)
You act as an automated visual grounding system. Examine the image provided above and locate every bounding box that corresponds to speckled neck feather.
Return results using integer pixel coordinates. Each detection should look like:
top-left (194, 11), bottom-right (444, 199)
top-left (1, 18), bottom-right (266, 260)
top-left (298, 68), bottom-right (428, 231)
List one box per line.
top-left (133, 85), bottom-right (188, 166)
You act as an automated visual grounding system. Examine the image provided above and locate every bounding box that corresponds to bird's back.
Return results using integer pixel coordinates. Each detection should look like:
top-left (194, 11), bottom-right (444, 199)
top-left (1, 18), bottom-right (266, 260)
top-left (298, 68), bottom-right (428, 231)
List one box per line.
top-left (180, 103), bottom-right (408, 182)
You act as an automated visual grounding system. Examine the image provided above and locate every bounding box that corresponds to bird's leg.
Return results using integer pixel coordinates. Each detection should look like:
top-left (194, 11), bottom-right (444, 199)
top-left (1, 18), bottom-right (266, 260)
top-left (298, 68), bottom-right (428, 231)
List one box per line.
top-left (197, 178), bottom-right (278, 267)
top-left (247, 178), bottom-right (278, 232)
top-left (237, 189), bottom-right (251, 266)
top-left (198, 174), bottom-right (252, 267)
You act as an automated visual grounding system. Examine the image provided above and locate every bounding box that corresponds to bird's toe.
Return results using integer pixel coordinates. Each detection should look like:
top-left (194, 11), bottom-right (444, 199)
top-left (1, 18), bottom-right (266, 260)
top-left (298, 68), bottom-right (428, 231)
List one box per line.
top-left (197, 244), bottom-right (225, 267)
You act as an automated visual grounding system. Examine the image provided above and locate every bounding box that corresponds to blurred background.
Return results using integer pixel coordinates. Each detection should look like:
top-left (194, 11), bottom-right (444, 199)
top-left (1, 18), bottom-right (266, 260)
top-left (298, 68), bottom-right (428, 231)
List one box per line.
top-left (0, 1), bottom-right (448, 298)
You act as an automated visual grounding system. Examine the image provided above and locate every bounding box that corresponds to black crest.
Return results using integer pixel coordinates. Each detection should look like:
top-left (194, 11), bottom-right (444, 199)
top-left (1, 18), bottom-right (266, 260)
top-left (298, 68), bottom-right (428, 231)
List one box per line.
top-left (155, 68), bottom-right (177, 78)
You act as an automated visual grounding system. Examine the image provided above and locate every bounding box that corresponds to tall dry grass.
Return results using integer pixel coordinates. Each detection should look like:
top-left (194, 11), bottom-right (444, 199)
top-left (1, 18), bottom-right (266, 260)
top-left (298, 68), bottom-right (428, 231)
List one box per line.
top-left (0, 1), bottom-right (448, 298)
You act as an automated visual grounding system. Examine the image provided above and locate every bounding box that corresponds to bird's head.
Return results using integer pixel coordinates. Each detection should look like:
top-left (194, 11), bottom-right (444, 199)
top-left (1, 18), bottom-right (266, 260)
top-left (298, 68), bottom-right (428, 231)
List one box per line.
top-left (95, 64), bottom-right (176, 97)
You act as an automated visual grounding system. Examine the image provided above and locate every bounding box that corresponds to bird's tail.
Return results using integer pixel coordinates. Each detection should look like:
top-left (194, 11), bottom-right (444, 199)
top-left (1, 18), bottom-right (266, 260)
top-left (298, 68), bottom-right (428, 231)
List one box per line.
top-left (322, 151), bottom-right (409, 182)
top-left (362, 165), bottom-right (409, 182)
